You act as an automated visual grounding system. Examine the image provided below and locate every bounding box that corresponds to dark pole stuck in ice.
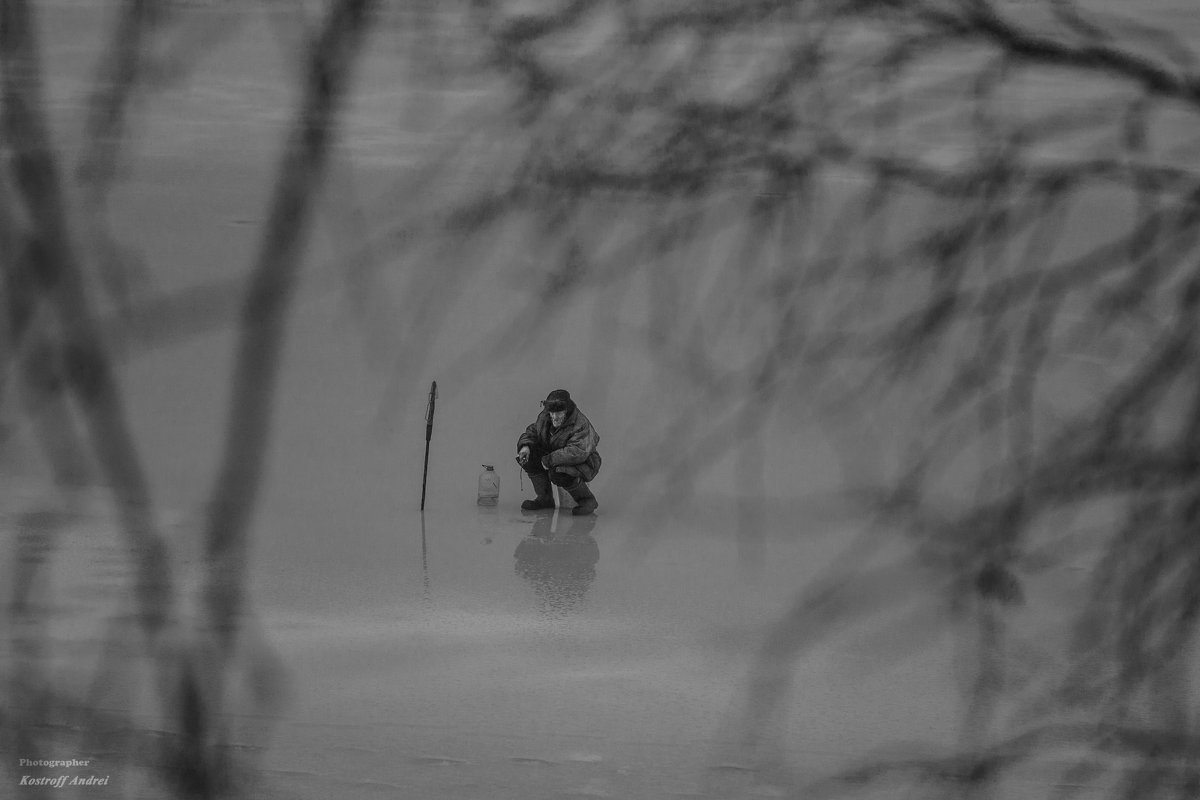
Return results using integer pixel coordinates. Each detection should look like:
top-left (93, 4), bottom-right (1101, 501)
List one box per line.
top-left (420, 512), bottom-right (430, 606)
top-left (420, 381), bottom-right (437, 511)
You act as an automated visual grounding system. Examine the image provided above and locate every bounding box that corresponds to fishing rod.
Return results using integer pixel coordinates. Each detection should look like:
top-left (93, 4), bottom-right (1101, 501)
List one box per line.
top-left (420, 380), bottom-right (437, 511)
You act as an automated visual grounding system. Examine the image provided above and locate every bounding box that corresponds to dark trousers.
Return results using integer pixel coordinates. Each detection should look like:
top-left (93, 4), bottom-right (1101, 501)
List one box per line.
top-left (520, 443), bottom-right (595, 490)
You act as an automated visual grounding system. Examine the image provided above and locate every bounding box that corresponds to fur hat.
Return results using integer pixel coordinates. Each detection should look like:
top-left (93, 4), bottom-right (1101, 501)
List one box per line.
top-left (544, 389), bottom-right (574, 413)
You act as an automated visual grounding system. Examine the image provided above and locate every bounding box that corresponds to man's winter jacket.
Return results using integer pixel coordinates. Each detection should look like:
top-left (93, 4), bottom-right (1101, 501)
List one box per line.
top-left (518, 406), bottom-right (602, 481)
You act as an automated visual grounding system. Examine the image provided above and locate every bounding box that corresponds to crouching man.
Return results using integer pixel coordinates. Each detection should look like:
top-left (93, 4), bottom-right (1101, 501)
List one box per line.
top-left (517, 389), bottom-right (601, 515)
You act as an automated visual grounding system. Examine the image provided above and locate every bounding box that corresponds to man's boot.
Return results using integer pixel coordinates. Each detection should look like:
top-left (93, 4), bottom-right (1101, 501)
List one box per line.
top-left (568, 482), bottom-right (598, 516)
top-left (521, 472), bottom-right (556, 511)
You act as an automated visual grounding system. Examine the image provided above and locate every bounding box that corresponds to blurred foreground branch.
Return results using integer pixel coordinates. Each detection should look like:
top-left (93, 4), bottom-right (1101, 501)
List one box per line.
top-left (1, 0), bottom-right (377, 796)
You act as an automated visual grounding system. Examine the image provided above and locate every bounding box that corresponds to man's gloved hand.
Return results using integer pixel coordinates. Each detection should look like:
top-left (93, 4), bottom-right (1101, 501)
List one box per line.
top-left (540, 455), bottom-right (552, 470)
top-left (516, 446), bottom-right (530, 466)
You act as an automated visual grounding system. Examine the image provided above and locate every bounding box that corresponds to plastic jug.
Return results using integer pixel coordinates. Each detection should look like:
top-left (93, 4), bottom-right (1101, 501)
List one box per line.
top-left (477, 465), bottom-right (499, 505)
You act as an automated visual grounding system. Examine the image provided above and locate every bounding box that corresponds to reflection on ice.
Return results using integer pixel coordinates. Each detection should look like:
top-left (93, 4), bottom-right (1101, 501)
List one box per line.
top-left (514, 512), bottom-right (600, 619)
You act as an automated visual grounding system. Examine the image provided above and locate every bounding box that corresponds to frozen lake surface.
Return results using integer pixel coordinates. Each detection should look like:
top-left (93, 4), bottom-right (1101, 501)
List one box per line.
top-left (256, 503), bottom-right (833, 800)
top-left (4, 467), bottom-right (1105, 799)
top-left (6, 479), bottom-right (955, 799)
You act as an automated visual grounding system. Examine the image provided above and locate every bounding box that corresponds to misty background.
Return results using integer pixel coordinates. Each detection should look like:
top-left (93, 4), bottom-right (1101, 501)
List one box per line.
top-left (4, 0), bottom-right (1200, 798)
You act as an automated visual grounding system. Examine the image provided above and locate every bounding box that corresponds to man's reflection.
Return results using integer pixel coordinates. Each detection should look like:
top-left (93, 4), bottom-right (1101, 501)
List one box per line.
top-left (514, 514), bottom-right (599, 618)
